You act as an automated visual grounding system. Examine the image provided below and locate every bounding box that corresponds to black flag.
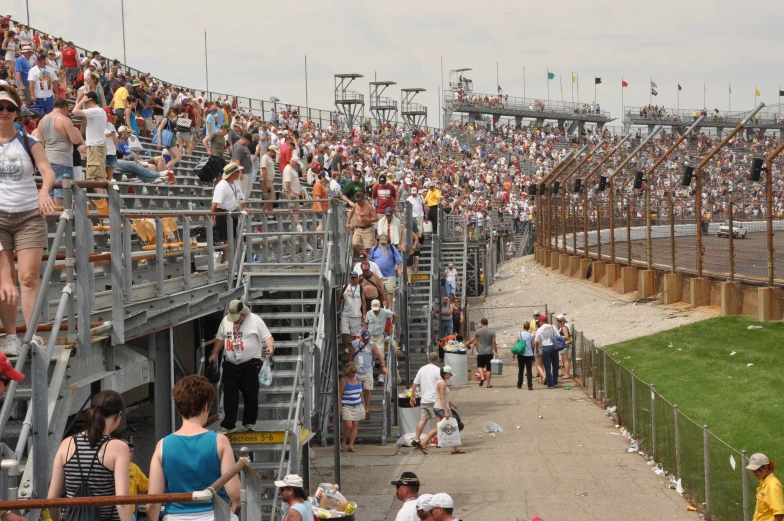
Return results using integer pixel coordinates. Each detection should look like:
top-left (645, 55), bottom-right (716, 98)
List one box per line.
top-left (780, 89), bottom-right (784, 97)
top-left (651, 88), bottom-right (658, 96)
top-left (595, 77), bottom-right (602, 85)
top-left (678, 84), bottom-right (683, 91)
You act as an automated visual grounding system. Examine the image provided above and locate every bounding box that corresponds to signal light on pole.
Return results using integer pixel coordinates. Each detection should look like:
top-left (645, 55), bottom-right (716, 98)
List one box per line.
top-left (552, 181), bottom-right (560, 195)
top-left (633, 171), bottom-right (644, 190)
top-left (573, 179), bottom-right (582, 193)
top-left (681, 165), bottom-right (695, 186)
top-left (598, 176), bottom-right (607, 192)
top-left (528, 184), bottom-right (537, 196)
top-left (750, 157), bottom-right (764, 182)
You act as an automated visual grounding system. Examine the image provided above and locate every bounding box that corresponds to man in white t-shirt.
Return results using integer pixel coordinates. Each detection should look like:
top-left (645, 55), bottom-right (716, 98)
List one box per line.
top-left (406, 187), bottom-right (425, 232)
top-left (282, 155), bottom-right (303, 231)
top-left (28, 52), bottom-right (58, 115)
top-left (211, 163), bottom-right (246, 244)
top-left (209, 300), bottom-right (274, 434)
top-left (72, 91), bottom-right (108, 201)
top-left (337, 272), bottom-right (365, 351)
top-left (409, 352), bottom-right (441, 451)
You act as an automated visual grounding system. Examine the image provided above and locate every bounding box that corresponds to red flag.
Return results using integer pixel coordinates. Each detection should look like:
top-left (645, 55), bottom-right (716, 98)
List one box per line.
top-left (622, 80), bottom-right (629, 87)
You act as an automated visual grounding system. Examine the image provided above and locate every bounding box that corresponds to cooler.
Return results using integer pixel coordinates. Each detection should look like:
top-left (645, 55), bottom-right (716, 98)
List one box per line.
top-left (490, 358), bottom-right (503, 375)
top-left (444, 351), bottom-right (468, 386)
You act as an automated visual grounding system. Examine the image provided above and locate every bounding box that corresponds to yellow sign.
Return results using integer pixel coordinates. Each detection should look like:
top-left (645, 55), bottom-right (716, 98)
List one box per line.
top-left (227, 429), bottom-right (311, 445)
top-left (411, 273), bottom-right (430, 281)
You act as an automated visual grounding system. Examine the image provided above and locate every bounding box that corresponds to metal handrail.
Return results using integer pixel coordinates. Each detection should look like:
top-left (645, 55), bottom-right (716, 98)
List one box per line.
top-left (0, 458), bottom-right (248, 510)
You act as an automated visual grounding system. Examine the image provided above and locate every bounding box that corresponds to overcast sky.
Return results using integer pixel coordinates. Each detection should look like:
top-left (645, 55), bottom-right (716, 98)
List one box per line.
top-left (11, 0), bottom-right (784, 129)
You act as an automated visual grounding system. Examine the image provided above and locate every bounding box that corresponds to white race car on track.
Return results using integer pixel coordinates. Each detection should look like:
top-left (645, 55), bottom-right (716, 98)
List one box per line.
top-left (716, 221), bottom-right (747, 239)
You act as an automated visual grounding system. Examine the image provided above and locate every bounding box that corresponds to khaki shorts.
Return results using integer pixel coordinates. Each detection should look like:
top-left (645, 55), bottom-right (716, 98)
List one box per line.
top-left (352, 226), bottom-right (374, 250)
top-left (282, 190), bottom-right (299, 210)
top-left (86, 144), bottom-right (107, 179)
top-left (143, 117), bottom-right (154, 132)
top-left (357, 371), bottom-right (374, 391)
top-left (0, 209), bottom-right (47, 251)
top-left (382, 276), bottom-right (396, 294)
top-left (261, 182), bottom-right (277, 201)
top-left (420, 402), bottom-right (436, 421)
top-left (340, 315), bottom-right (362, 337)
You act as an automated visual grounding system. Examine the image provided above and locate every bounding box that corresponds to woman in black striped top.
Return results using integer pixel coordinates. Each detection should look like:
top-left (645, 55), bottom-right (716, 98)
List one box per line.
top-left (47, 391), bottom-right (133, 521)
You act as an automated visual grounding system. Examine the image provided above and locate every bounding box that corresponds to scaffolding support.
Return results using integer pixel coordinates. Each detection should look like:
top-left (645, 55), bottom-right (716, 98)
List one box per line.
top-left (368, 81), bottom-right (398, 127)
top-left (334, 74), bottom-right (365, 130)
top-left (401, 88), bottom-right (428, 130)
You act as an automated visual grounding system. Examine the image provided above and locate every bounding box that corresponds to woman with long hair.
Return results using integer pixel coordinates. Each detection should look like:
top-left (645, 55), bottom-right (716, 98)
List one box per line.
top-left (157, 106), bottom-right (182, 173)
top-left (339, 362), bottom-right (364, 452)
top-left (147, 375), bottom-right (241, 521)
top-left (76, 72), bottom-right (107, 108)
top-left (47, 390), bottom-right (132, 521)
top-left (1, 29), bottom-right (17, 76)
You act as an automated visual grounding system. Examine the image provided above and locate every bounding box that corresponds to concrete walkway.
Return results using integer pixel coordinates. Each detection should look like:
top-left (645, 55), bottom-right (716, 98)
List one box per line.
top-left (315, 372), bottom-right (696, 521)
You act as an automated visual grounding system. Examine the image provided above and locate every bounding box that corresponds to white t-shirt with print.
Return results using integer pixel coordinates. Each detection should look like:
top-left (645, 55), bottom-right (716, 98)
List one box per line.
top-left (216, 313), bottom-right (272, 364)
top-left (212, 179), bottom-right (244, 210)
top-left (28, 65), bottom-right (56, 98)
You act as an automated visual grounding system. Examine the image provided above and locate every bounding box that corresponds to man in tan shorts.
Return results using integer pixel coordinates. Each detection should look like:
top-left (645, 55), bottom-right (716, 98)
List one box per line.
top-left (72, 91), bottom-right (108, 209)
top-left (346, 191), bottom-right (378, 256)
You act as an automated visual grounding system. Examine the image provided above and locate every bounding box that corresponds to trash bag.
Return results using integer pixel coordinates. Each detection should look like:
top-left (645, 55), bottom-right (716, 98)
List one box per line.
top-left (436, 417), bottom-right (462, 448)
top-left (585, 261), bottom-right (593, 280)
top-left (396, 433), bottom-right (417, 447)
top-left (259, 358), bottom-right (273, 388)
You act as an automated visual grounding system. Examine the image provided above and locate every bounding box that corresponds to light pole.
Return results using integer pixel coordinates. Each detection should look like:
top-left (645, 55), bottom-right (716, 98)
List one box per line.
top-left (120, 0), bottom-right (127, 66)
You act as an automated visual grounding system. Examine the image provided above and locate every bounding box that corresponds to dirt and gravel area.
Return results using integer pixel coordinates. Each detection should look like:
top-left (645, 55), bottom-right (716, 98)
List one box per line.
top-left (479, 255), bottom-right (721, 349)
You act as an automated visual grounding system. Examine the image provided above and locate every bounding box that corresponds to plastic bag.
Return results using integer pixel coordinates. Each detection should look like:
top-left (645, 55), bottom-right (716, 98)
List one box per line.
top-left (128, 133), bottom-right (144, 152)
top-left (396, 433), bottom-right (417, 447)
top-left (482, 422), bottom-right (503, 433)
top-left (259, 358), bottom-right (273, 388)
top-left (436, 417), bottom-right (461, 448)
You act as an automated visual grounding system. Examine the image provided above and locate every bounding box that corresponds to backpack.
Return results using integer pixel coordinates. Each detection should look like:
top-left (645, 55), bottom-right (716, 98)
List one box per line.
top-left (62, 437), bottom-right (109, 521)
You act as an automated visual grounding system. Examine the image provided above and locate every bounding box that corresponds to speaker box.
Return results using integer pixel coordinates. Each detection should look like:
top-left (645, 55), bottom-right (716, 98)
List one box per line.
top-left (573, 179), bottom-right (582, 193)
top-left (527, 184), bottom-right (537, 196)
top-left (598, 176), bottom-right (607, 192)
top-left (681, 166), bottom-right (694, 186)
top-left (750, 157), bottom-right (764, 182)
top-left (633, 171), bottom-right (644, 190)
top-left (552, 181), bottom-right (560, 195)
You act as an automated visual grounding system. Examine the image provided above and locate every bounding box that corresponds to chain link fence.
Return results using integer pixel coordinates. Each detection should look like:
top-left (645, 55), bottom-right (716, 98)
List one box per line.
top-left (571, 327), bottom-right (753, 521)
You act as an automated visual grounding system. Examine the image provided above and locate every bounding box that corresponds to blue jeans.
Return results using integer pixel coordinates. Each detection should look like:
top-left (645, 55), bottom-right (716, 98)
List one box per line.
top-left (445, 281), bottom-right (458, 297)
top-left (440, 319), bottom-right (453, 337)
top-left (116, 159), bottom-right (160, 183)
top-left (50, 163), bottom-right (73, 199)
top-left (542, 345), bottom-right (559, 387)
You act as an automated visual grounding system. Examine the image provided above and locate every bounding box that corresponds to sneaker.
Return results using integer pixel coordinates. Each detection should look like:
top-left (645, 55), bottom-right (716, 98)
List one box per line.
top-left (154, 175), bottom-right (168, 185)
top-left (243, 424), bottom-right (257, 432)
top-left (216, 426), bottom-right (238, 434)
top-left (2, 336), bottom-right (20, 357)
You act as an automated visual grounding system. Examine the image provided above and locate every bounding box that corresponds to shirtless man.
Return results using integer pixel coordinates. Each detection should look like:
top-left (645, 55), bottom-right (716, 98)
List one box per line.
top-left (346, 191), bottom-right (379, 257)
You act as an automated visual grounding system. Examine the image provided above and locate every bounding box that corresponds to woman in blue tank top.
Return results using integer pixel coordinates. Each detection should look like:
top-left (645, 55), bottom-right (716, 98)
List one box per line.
top-left (146, 375), bottom-right (241, 521)
top-left (339, 362), bottom-right (364, 453)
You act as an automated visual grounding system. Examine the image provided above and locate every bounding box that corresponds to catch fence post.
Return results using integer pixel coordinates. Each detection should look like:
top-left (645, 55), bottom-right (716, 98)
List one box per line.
top-left (651, 383), bottom-right (657, 462)
top-left (616, 362), bottom-right (622, 422)
top-left (631, 369), bottom-right (637, 438)
top-left (674, 404), bottom-right (681, 481)
top-left (601, 349), bottom-right (607, 408)
top-left (741, 449), bottom-right (749, 521)
top-left (704, 424), bottom-right (712, 520)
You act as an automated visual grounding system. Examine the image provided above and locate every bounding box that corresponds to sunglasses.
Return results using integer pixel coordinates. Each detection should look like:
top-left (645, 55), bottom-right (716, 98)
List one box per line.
top-left (0, 104), bottom-right (18, 113)
top-left (0, 377), bottom-right (11, 386)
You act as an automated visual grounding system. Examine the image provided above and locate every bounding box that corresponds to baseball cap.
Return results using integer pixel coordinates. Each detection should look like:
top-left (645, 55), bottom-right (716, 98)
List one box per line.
top-left (117, 126), bottom-right (129, 134)
top-left (226, 300), bottom-right (250, 322)
top-left (0, 353), bottom-right (24, 382)
top-left (442, 365), bottom-right (454, 374)
top-left (273, 474), bottom-right (303, 488)
top-left (220, 124), bottom-right (231, 130)
top-left (242, 132), bottom-right (253, 141)
top-left (533, 311), bottom-right (541, 317)
top-left (746, 453), bottom-right (770, 470)
top-left (20, 45), bottom-right (32, 52)
top-left (360, 329), bottom-right (371, 338)
top-left (556, 314), bottom-right (565, 322)
top-left (391, 471), bottom-right (420, 487)
top-left (371, 299), bottom-right (381, 311)
top-left (37, 53), bottom-right (46, 61)
top-left (430, 493), bottom-right (454, 509)
top-left (416, 494), bottom-right (434, 512)
top-left (384, 207), bottom-right (393, 214)
top-left (0, 91), bottom-right (18, 108)
top-left (349, 272), bottom-right (359, 278)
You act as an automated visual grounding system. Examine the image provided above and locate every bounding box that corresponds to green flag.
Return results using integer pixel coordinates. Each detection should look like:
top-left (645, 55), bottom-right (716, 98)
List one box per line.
top-left (547, 72), bottom-right (555, 80)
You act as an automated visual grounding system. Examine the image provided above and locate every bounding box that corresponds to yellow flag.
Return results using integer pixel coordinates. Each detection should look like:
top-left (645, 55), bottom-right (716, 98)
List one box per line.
top-left (755, 89), bottom-right (761, 96)
top-left (572, 74), bottom-right (576, 84)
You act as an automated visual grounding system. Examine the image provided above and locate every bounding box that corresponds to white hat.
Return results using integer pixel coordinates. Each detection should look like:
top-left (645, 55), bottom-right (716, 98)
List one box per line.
top-left (416, 494), bottom-right (435, 512)
top-left (274, 474), bottom-right (304, 488)
top-left (117, 126), bottom-right (129, 134)
top-left (430, 493), bottom-right (454, 509)
top-left (746, 453), bottom-right (770, 471)
top-left (0, 90), bottom-right (19, 108)
top-left (556, 314), bottom-right (565, 322)
top-left (371, 299), bottom-right (381, 311)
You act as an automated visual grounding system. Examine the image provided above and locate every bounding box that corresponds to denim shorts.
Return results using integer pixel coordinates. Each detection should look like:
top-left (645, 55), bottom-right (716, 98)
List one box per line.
top-left (50, 163), bottom-right (74, 199)
top-left (105, 154), bottom-right (118, 169)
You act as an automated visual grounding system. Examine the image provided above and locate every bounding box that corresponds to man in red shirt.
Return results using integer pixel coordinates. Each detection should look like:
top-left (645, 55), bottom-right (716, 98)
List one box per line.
top-left (62, 41), bottom-right (79, 86)
top-left (372, 173), bottom-right (397, 214)
top-left (278, 136), bottom-right (292, 172)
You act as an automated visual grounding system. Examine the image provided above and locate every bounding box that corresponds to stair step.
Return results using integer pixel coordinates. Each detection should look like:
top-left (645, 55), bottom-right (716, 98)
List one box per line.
top-left (255, 312), bottom-right (316, 319)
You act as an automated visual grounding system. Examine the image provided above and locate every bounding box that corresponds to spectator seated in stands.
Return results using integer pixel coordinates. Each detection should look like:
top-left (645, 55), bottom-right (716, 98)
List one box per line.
top-left (114, 125), bottom-right (170, 183)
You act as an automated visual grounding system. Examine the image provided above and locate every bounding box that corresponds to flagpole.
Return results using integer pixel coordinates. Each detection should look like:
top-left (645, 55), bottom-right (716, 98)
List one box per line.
top-left (576, 75), bottom-right (579, 104)
top-left (729, 84), bottom-right (731, 112)
top-left (523, 66), bottom-right (526, 99)
top-left (571, 72), bottom-right (573, 104)
top-left (677, 82), bottom-right (679, 112)
top-left (560, 74), bottom-right (564, 103)
top-left (703, 82), bottom-right (706, 109)
top-left (621, 77), bottom-right (624, 135)
top-left (496, 61), bottom-right (499, 92)
top-left (547, 68), bottom-right (550, 104)
top-left (594, 78), bottom-right (596, 105)
top-left (649, 78), bottom-right (652, 105)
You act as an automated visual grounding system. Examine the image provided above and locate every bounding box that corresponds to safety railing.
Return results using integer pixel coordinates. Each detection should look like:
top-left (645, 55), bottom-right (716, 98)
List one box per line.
top-left (0, 452), bottom-right (260, 521)
top-left (446, 91), bottom-right (613, 119)
top-left (624, 106), bottom-right (784, 128)
top-left (570, 326), bottom-right (754, 521)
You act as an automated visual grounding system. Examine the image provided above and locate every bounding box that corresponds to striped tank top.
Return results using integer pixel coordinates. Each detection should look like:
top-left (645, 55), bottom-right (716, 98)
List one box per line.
top-left (342, 378), bottom-right (363, 407)
top-left (63, 433), bottom-right (119, 521)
